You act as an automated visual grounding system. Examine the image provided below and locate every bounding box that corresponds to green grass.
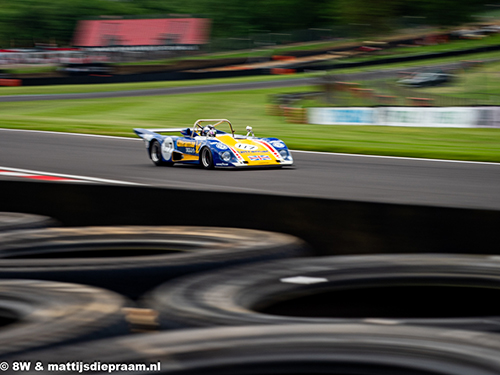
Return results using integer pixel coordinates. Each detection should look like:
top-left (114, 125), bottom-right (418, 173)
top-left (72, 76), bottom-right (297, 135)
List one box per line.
top-left (416, 60), bottom-right (500, 102)
top-left (308, 58), bottom-right (500, 107)
top-left (1, 85), bottom-right (499, 162)
top-left (5, 66), bottom-right (57, 74)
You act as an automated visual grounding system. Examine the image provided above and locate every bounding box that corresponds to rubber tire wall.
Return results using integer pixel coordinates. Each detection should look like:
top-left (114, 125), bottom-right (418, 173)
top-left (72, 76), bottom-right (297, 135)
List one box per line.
top-left (0, 226), bottom-right (309, 299)
top-left (145, 254), bottom-right (500, 332)
top-left (0, 279), bottom-right (129, 359)
top-left (11, 324), bottom-right (500, 375)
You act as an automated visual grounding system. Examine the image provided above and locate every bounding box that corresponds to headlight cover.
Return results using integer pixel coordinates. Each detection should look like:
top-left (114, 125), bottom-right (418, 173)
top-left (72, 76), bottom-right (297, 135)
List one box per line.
top-left (279, 149), bottom-right (288, 158)
top-left (221, 151), bottom-right (232, 162)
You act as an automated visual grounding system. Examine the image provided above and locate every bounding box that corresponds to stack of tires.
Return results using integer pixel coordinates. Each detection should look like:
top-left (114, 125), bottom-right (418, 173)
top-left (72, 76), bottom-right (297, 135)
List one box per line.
top-left (2, 211), bottom-right (500, 375)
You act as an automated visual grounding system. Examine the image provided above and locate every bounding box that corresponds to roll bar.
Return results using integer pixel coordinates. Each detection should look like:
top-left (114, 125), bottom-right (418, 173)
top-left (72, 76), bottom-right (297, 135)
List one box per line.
top-left (192, 119), bottom-right (235, 137)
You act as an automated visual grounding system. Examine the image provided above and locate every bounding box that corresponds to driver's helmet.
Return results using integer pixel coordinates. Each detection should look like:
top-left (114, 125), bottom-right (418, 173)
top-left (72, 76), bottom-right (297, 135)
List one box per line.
top-left (202, 125), bottom-right (217, 137)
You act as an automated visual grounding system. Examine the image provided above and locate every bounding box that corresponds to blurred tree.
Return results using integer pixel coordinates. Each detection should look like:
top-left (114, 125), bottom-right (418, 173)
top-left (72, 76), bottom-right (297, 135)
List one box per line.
top-left (0, 0), bottom-right (488, 47)
top-left (0, 0), bottom-right (157, 47)
top-left (335, 0), bottom-right (401, 35)
top-left (250, 0), bottom-right (332, 32)
top-left (408, 0), bottom-right (483, 26)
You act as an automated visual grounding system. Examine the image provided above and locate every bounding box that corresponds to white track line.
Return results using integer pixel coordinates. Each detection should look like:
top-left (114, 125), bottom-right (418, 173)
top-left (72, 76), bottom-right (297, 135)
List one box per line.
top-left (0, 128), bottom-right (139, 141)
top-left (1, 128), bottom-right (499, 166)
top-left (0, 166), bottom-right (143, 185)
top-left (291, 150), bottom-right (500, 166)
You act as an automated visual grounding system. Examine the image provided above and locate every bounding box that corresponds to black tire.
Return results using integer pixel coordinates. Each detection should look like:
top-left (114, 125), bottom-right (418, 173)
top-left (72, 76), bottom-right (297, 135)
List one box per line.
top-left (200, 147), bottom-right (214, 169)
top-left (13, 324), bottom-right (500, 375)
top-left (0, 212), bottom-right (57, 232)
top-left (149, 140), bottom-right (172, 166)
top-left (0, 226), bottom-right (309, 299)
top-left (146, 254), bottom-right (500, 331)
top-left (0, 279), bottom-right (129, 359)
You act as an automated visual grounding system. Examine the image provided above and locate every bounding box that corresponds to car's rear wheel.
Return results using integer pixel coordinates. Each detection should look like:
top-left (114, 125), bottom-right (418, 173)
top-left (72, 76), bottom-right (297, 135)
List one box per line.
top-left (149, 140), bottom-right (165, 166)
top-left (200, 147), bottom-right (214, 169)
top-left (150, 140), bottom-right (173, 166)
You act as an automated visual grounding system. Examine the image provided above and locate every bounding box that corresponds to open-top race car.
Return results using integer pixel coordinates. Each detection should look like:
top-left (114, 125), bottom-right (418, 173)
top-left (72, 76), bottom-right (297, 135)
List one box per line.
top-left (134, 119), bottom-right (293, 169)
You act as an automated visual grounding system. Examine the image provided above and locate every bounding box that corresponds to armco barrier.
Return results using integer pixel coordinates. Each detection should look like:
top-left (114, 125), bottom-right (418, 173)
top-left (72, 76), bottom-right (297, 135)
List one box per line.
top-left (1, 180), bottom-right (499, 256)
top-left (20, 68), bottom-right (269, 86)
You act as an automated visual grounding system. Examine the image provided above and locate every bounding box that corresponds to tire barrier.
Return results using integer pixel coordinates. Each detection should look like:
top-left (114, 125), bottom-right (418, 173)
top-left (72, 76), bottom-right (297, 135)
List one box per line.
top-left (0, 279), bottom-right (129, 359)
top-left (283, 107), bottom-right (307, 123)
top-left (0, 212), bottom-right (57, 232)
top-left (146, 254), bottom-right (500, 332)
top-left (0, 226), bottom-right (309, 299)
top-left (12, 324), bottom-right (500, 375)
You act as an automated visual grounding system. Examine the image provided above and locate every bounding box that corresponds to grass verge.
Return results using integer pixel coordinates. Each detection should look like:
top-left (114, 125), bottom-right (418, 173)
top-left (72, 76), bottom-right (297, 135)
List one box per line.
top-left (1, 85), bottom-right (499, 163)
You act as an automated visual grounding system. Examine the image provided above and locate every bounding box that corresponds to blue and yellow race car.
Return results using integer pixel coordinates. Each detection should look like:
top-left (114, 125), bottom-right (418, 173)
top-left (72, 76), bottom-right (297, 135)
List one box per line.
top-left (134, 119), bottom-right (293, 169)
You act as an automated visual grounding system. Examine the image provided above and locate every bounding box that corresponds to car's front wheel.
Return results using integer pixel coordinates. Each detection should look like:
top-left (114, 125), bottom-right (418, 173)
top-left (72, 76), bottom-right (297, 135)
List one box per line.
top-left (200, 147), bottom-right (214, 169)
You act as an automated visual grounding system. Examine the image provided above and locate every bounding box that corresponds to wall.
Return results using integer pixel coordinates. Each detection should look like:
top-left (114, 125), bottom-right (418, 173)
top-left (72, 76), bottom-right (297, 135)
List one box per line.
top-left (1, 180), bottom-right (499, 256)
top-left (308, 106), bottom-right (500, 128)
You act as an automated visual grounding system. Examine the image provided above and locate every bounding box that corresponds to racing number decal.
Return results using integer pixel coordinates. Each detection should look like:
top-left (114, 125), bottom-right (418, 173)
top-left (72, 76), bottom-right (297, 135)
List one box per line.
top-left (161, 137), bottom-right (174, 161)
top-left (235, 143), bottom-right (258, 151)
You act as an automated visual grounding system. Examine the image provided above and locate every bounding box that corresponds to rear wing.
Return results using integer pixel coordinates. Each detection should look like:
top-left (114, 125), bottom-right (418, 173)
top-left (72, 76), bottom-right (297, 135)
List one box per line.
top-left (133, 128), bottom-right (186, 139)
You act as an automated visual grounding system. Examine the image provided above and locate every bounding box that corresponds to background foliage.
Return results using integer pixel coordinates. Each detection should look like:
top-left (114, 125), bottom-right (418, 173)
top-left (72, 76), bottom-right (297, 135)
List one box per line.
top-left (0, 0), bottom-right (488, 47)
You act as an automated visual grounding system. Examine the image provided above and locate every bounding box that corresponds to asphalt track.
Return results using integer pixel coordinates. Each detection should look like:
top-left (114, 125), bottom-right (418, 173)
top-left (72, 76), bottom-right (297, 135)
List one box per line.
top-left (1, 128), bottom-right (499, 210)
top-left (0, 78), bottom-right (313, 102)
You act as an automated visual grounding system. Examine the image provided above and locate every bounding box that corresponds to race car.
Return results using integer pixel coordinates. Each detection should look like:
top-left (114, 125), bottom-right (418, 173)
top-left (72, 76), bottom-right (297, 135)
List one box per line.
top-left (134, 119), bottom-right (293, 169)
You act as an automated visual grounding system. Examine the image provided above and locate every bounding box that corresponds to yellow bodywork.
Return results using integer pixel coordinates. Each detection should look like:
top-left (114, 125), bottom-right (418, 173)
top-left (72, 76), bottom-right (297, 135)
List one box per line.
top-left (216, 135), bottom-right (281, 166)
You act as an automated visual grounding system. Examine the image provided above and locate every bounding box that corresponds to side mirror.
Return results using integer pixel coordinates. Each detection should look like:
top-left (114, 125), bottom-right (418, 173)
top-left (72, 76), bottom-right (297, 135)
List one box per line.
top-left (246, 126), bottom-right (255, 137)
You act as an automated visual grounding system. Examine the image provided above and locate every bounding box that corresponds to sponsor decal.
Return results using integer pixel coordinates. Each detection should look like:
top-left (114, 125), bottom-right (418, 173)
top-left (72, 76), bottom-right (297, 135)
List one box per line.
top-left (308, 107), bottom-right (373, 125)
top-left (308, 106), bottom-right (500, 128)
top-left (249, 155), bottom-right (272, 161)
top-left (177, 140), bottom-right (196, 147)
top-left (216, 143), bottom-right (229, 150)
top-left (270, 141), bottom-right (285, 148)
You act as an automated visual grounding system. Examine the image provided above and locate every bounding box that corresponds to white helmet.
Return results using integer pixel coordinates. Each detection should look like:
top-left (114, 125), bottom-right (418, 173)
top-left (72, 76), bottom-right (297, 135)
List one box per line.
top-left (203, 125), bottom-right (216, 137)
